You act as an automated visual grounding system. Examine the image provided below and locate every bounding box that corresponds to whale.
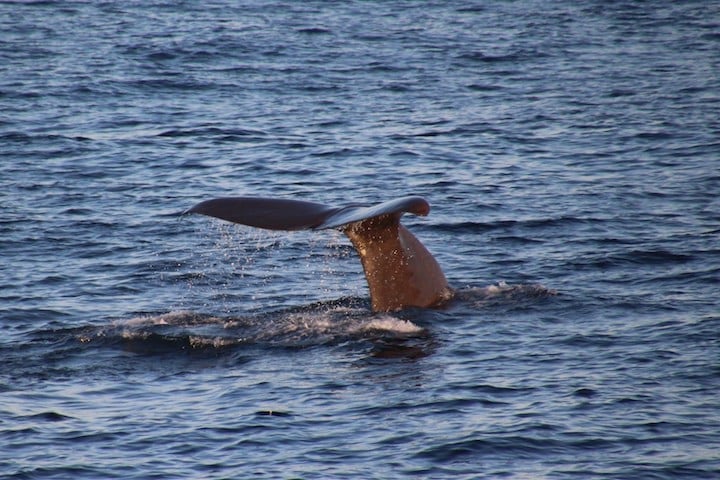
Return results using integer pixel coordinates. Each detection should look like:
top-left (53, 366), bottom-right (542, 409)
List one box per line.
top-left (183, 195), bottom-right (453, 312)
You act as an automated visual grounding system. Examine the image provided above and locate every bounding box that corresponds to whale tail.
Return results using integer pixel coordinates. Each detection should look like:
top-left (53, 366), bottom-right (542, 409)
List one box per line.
top-left (184, 196), bottom-right (452, 312)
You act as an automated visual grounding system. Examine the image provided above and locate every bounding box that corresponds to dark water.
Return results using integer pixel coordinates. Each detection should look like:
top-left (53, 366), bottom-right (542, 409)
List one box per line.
top-left (2, 1), bottom-right (719, 478)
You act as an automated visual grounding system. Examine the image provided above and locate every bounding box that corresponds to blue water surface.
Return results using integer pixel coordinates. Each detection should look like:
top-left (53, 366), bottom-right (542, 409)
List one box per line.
top-left (2, 1), bottom-right (719, 478)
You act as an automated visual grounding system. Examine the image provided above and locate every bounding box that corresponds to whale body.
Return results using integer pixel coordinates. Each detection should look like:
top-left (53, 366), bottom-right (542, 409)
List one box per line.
top-left (184, 196), bottom-right (453, 312)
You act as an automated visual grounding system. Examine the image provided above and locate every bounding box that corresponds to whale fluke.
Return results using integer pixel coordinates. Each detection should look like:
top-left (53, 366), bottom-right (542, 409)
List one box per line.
top-left (184, 196), bottom-right (452, 312)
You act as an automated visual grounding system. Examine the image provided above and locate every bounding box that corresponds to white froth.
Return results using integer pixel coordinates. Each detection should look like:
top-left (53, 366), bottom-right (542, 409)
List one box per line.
top-left (119, 311), bottom-right (222, 327)
top-left (359, 316), bottom-right (424, 334)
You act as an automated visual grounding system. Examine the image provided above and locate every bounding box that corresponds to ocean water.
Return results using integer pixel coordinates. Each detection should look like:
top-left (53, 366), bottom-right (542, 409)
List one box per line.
top-left (2, 1), bottom-right (719, 478)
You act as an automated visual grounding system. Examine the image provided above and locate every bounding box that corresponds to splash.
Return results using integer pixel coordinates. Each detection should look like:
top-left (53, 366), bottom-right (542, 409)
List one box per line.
top-left (76, 302), bottom-right (425, 354)
top-left (71, 283), bottom-right (552, 355)
top-left (182, 222), bottom-right (364, 314)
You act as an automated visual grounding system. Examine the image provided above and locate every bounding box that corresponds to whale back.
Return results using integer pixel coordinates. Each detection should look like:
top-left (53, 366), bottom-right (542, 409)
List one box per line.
top-left (184, 196), bottom-right (452, 311)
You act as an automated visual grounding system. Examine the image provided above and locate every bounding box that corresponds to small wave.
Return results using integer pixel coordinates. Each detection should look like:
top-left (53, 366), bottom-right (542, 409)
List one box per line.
top-left (296, 27), bottom-right (331, 35)
top-left (570, 248), bottom-right (696, 271)
top-left (22, 411), bottom-right (73, 422)
top-left (414, 435), bottom-right (563, 462)
top-left (125, 78), bottom-right (213, 91)
top-left (156, 126), bottom-right (267, 140)
top-left (455, 51), bottom-right (522, 63)
top-left (620, 249), bottom-right (694, 265)
top-left (118, 310), bottom-right (225, 328)
top-left (432, 216), bottom-right (594, 234)
top-left (455, 282), bottom-right (558, 308)
top-left (634, 131), bottom-right (674, 141)
top-left (466, 83), bottom-right (504, 92)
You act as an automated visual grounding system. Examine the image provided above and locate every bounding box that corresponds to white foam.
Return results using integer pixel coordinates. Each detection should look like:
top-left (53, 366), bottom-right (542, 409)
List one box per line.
top-left (358, 315), bottom-right (425, 334)
top-left (106, 306), bottom-right (424, 348)
top-left (119, 310), bottom-right (222, 327)
top-left (482, 280), bottom-right (512, 295)
top-left (188, 336), bottom-right (238, 348)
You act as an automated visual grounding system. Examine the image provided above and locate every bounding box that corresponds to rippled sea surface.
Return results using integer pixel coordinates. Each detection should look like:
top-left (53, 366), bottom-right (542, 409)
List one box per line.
top-left (2, 1), bottom-right (719, 478)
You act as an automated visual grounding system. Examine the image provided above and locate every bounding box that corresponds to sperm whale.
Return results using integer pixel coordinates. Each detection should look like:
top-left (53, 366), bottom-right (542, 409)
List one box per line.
top-left (184, 196), bottom-right (453, 312)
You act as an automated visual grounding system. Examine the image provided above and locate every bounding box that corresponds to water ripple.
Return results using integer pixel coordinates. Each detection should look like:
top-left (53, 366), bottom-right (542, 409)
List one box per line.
top-left (2, 0), bottom-right (719, 478)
